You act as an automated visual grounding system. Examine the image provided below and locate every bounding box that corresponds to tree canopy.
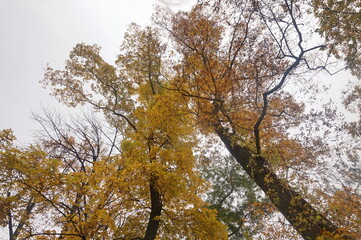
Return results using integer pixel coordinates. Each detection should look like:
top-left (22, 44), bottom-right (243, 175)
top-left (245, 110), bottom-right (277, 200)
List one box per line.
top-left (1, 1), bottom-right (360, 239)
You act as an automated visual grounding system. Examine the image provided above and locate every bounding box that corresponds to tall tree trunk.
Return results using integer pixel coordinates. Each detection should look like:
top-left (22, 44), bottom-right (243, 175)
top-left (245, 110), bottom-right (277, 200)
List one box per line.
top-left (216, 127), bottom-right (354, 240)
top-left (143, 177), bottom-right (162, 240)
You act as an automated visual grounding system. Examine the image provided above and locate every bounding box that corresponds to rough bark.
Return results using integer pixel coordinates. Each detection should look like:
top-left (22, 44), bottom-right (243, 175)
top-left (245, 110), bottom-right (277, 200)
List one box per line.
top-left (216, 127), bottom-right (354, 240)
top-left (143, 178), bottom-right (162, 240)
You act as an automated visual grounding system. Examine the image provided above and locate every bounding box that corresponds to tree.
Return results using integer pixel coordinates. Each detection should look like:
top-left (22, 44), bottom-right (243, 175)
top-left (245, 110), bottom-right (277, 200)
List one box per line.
top-left (153, 1), bottom-right (358, 239)
top-left (39, 24), bottom-right (227, 239)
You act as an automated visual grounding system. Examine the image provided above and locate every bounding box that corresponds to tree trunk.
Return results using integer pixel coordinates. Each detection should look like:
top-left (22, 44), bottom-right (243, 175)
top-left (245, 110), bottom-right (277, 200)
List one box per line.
top-left (216, 127), bottom-right (354, 240)
top-left (143, 177), bottom-right (162, 240)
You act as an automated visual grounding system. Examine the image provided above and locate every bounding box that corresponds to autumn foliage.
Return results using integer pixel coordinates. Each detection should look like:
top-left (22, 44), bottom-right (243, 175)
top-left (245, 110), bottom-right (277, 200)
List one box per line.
top-left (1, 0), bottom-right (360, 239)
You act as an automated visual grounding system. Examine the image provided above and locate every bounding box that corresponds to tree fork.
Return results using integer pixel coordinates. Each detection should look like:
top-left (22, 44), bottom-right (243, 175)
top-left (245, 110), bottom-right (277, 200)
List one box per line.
top-left (216, 127), bottom-right (354, 240)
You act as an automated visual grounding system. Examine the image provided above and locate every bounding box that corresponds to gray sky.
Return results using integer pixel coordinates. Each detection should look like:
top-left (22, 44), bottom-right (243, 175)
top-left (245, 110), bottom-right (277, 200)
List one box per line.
top-left (0, 0), bottom-right (194, 145)
top-left (0, 0), bottom-right (356, 146)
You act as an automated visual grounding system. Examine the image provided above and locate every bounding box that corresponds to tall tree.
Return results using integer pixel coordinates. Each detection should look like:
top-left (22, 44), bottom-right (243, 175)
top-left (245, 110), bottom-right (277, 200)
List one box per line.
top-left (154, 1), bottom-right (357, 239)
top-left (40, 24), bottom-right (227, 239)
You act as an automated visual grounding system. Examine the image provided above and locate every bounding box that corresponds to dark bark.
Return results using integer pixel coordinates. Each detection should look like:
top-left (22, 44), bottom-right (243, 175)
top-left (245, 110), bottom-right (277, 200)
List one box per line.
top-left (143, 178), bottom-right (162, 240)
top-left (216, 127), bottom-right (354, 240)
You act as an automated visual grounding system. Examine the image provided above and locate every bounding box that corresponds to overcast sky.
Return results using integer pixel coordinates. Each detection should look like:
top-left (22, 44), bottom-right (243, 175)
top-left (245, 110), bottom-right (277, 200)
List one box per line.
top-left (0, 0), bottom-right (357, 147)
top-left (0, 0), bottom-right (195, 145)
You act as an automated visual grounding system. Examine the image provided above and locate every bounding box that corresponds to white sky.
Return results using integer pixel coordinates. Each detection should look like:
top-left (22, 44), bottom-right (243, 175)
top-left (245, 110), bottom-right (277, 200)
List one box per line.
top-left (0, 0), bottom-right (356, 146)
top-left (0, 0), bottom-right (194, 145)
